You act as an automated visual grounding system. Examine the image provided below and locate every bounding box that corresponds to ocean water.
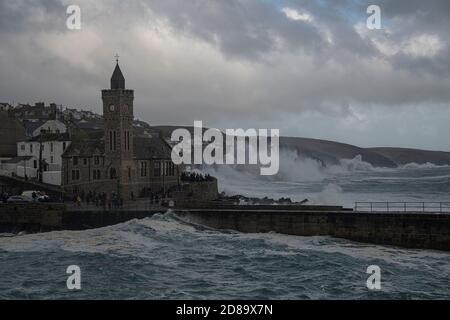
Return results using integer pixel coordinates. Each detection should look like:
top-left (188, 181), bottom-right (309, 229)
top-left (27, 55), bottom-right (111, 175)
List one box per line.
top-left (0, 158), bottom-right (450, 299)
top-left (206, 155), bottom-right (450, 208)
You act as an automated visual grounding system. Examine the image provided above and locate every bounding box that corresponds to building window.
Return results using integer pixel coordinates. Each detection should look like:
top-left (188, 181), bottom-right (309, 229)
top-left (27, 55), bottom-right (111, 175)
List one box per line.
top-left (93, 170), bottom-right (101, 180)
top-left (50, 156), bottom-right (54, 164)
top-left (83, 158), bottom-right (87, 165)
top-left (73, 156), bottom-right (78, 166)
top-left (71, 170), bottom-right (80, 181)
top-left (94, 156), bottom-right (100, 165)
top-left (110, 168), bottom-right (117, 180)
top-left (140, 162), bottom-right (147, 177)
top-left (154, 162), bottom-right (161, 177)
top-left (50, 143), bottom-right (54, 153)
top-left (30, 144), bottom-right (33, 153)
top-left (128, 167), bottom-right (131, 179)
top-left (108, 131), bottom-right (118, 151)
top-left (165, 162), bottom-right (169, 176)
top-left (21, 144), bottom-right (25, 151)
top-left (33, 160), bottom-right (37, 169)
top-left (109, 131), bottom-right (113, 151)
top-left (63, 142), bottom-right (66, 151)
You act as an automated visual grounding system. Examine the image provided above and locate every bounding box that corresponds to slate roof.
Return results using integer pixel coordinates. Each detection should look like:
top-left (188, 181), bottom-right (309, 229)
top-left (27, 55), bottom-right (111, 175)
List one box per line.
top-left (23, 120), bottom-right (46, 136)
top-left (26, 132), bottom-right (71, 142)
top-left (61, 135), bottom-right (172, 160)
top-left (111, 63), bottom-right (125, 89)
top-left (62, 139), bottom-right (104, 158)
top-left (3, 156), bottom-right (35, 164)
top-left (133, 136), bottom-right (172, 160)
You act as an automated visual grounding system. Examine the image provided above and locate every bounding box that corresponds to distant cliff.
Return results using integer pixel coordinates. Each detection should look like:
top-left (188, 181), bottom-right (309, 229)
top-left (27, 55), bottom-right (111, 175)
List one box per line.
top-left (154, 126), bottom-right (450, 168)
top-left (280, 137), bottom-right (397, 168)
top-left (367, 148), bottom-right (450, 166)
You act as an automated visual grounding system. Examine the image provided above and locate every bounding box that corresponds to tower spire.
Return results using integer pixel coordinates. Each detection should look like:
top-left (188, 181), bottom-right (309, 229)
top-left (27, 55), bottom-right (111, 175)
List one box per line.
top-left (110, 55), bottom-right (125, 90)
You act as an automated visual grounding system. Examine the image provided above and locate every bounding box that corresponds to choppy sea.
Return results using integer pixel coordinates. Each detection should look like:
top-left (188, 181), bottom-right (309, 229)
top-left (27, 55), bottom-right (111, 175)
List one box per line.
top-left (1, 157), bottom-right (449, 299)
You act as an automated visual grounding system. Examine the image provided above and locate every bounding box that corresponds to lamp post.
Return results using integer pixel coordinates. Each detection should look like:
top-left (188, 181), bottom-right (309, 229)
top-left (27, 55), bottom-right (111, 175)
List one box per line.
top-left (38, 134), bottom-right (43, 183)
top-left (162, 160), bottom-right (166, 195)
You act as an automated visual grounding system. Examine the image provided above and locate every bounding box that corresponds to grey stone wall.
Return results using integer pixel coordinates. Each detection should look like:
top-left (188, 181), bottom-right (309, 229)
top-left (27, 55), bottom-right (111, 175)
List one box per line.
top-left (179, 209), bottom-right (450, 251)
top-left (175, 179), bottom-right (219, 206)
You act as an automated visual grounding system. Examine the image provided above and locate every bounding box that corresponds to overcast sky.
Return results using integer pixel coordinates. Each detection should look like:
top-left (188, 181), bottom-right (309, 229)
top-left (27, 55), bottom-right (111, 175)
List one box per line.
top-left (1, 0), bottom-right (450, 150)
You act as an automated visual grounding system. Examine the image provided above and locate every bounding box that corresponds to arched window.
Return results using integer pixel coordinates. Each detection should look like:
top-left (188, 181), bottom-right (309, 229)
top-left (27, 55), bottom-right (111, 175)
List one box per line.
top-left (110, 168), bottom-right (117, 180)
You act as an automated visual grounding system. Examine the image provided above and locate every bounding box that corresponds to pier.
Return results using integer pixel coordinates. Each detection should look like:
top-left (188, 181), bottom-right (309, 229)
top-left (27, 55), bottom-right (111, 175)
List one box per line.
top-left (176, 206), bottom-right (450, 251)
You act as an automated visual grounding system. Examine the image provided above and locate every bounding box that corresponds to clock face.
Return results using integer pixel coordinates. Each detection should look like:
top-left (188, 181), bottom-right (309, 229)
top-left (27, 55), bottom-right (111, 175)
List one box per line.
top-left (109, 104), bottom-right (115, 112)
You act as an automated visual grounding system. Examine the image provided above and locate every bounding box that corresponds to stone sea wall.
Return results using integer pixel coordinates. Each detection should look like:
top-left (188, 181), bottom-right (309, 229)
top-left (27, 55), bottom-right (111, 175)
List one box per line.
top-left (1, 203), bottom-right (449, 251)
top-left (178, 209), bottom-right (450, 251)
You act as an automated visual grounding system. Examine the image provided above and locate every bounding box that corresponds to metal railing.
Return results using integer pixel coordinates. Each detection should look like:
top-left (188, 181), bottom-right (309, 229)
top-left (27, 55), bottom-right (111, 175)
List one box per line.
top-left (355, 202), bottom-right (450, 213)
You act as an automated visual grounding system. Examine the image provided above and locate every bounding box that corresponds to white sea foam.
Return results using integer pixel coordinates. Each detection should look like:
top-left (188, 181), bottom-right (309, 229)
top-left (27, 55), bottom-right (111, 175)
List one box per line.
top-left (309, 183), bottom-right (344, 205)
top-left (401, 162), bottom-right (450, 170)
top-left (236, 232), bottom-right (450, 272)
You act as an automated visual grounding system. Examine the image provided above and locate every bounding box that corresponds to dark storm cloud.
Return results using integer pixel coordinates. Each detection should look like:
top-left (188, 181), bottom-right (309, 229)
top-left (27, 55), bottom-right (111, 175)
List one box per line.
top-left (143, 0), bottom-right (378, 61)
top-left (141, 0), bottom-right (326, 59)
top-left (0, 0), bottom-right (450, 149)
top-left (0, 0), bottom-right (66, 33)
top-left (143, 0), bottom-right (450, 77)
top-left (371, 0), bottom-right (450, 77)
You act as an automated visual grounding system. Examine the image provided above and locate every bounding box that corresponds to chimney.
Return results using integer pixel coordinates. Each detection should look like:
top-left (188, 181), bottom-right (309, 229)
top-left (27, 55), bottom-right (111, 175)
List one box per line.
top-left (50, 103), bottom-right (57, 120)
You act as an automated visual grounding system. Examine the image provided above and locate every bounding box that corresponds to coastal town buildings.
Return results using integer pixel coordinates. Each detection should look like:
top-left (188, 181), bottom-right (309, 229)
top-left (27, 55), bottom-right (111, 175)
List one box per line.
top-left (12, 103), bottom-right (61, 121)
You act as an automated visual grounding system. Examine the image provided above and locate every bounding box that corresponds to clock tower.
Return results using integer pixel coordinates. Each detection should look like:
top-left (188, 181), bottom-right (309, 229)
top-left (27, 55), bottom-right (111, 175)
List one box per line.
top-left (102, 57), bottom-right (135, 197)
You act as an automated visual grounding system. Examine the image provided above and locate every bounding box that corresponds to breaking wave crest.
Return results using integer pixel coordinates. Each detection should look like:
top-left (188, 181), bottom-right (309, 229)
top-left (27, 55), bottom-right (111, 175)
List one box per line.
top-left (400, 162), bottom-right (450, 170)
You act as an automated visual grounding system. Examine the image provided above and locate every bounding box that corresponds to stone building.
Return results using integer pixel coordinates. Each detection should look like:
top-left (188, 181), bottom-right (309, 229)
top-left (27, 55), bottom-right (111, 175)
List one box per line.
top-left (62, 61), bottom-right (181, 200)
top-left (0, 110), bottom-right (26, 161)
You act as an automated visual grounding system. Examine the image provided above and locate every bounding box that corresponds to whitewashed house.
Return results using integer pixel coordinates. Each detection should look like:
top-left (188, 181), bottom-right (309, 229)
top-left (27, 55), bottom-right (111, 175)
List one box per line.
top-left (1, 156), bottom-right (38, 179)
top-left (15, 132), bottom-right (72, 185)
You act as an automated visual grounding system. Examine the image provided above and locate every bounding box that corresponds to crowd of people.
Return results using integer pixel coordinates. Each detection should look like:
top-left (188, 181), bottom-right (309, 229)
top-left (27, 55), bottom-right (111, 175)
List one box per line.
top-left (71, 189), bottom-right (174, 210)
top-left (181, 172), bottom-right (214, 182)
top-left (72, 190), bottom-right (125, 210)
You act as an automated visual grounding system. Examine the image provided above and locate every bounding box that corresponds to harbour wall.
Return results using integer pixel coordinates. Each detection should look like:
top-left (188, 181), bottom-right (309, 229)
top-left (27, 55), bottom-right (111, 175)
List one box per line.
top-left (0, 204), bottom-right (160, 233)
top-left (177, 209), bottom-right (450, 251)
top-left (1, 204), bottom-right (449, 251)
